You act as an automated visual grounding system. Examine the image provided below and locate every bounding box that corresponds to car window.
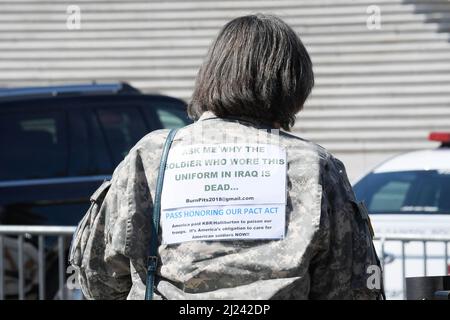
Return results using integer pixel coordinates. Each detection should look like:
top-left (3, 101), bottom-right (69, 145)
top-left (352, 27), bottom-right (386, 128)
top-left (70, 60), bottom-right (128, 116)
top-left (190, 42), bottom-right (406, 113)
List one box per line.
top-left (0, 110), bottom-right (67, 181)
top-left (370, 179), bottom-right (412, 212)
top-left (155, 107), bottom-right (189, 128)
top-left (354, 170), bottom-right (450, 214)
top-left (141, 99), bottom-right (191, 129)
top-left (96, 106), bottom-right (148, 165)
top-left (68, 109), bottom-right (112, 176)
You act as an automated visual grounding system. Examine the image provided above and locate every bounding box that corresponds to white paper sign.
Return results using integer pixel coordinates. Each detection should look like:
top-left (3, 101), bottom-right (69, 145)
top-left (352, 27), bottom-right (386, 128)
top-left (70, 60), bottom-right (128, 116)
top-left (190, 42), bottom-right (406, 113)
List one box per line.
top-left (160, 143), bottom-right (287, 244)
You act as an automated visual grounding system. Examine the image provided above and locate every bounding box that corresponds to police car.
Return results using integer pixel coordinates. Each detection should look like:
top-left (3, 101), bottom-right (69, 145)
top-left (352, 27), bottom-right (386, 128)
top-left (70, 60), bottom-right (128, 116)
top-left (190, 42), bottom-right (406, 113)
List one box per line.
top-left (353, 132), bottom-right (450, 299)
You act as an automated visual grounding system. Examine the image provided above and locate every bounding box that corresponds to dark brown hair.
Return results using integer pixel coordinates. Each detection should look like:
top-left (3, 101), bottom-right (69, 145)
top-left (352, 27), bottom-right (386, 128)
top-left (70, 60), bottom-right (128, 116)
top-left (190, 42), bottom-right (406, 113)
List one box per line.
top-left (188, 14), bottom-right (314, 131)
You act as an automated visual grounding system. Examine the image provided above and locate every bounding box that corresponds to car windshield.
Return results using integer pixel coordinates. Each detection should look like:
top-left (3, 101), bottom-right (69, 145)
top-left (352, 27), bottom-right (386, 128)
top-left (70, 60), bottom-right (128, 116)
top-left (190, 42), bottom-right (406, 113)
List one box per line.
top-left (353, 170), bottom-right (450, 214)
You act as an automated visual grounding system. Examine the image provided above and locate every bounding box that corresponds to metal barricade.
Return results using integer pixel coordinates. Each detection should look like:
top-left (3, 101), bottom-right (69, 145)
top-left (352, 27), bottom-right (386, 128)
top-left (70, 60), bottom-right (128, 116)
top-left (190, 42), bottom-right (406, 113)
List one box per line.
top-left (374, 234), bottom-right (450, 300)
top-left (0, 225), bottom-right (76, 300)
top-left (1, 227), bottom-right (449, 300)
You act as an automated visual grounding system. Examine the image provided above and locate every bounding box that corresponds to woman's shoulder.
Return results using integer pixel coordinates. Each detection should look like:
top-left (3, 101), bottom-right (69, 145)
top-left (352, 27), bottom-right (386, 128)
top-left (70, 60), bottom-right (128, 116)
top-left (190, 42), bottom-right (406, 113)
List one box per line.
top-left (279, 130), bottom-right (333, 161)
top-left (278, 130), bottom-right (352, 184)
top-left (108, 129), bottom-right (172, 181)
top-left (133, 128), bottom-right (172, 151)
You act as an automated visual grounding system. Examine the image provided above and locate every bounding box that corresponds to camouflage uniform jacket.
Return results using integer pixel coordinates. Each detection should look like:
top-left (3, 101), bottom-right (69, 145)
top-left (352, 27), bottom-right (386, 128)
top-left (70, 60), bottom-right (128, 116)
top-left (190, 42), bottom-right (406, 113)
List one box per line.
top-left (69, 111), bottom-right (383, 300)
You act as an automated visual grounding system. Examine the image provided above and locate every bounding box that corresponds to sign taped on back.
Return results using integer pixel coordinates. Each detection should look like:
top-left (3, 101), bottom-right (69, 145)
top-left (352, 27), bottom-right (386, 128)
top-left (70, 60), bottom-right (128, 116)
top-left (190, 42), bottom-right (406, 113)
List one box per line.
top-left (160, 143), bottom-right (287, 245)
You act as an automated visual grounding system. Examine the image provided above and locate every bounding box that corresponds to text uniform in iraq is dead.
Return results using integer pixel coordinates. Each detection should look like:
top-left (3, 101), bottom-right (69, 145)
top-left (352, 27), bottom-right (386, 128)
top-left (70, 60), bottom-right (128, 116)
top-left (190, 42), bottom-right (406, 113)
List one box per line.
top-left (69, 14), bottom-right (383, 300)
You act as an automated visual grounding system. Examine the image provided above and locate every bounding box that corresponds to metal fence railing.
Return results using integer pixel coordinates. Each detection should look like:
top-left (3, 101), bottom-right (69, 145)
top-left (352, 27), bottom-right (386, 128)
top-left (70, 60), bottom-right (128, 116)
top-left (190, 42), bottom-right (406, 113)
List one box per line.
top-left (0, 225), bottom-right (76, 300)
top-left (1, 226), bottom-right (450, 300)
top-left (374, 234), bottom-right (450, 299)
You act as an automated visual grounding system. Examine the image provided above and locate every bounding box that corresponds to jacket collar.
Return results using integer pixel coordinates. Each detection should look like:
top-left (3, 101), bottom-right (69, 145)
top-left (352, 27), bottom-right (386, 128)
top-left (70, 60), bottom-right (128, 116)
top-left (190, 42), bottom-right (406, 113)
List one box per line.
top-left (197, 111), bottom-right (275, 130)
top-left (197, 111), bottom-right (218, 122)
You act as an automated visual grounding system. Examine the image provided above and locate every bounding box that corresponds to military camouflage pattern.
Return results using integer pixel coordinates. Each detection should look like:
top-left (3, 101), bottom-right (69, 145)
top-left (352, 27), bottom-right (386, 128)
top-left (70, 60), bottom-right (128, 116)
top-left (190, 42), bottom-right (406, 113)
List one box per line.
top-left (69, 111), bottom-right (383, 300)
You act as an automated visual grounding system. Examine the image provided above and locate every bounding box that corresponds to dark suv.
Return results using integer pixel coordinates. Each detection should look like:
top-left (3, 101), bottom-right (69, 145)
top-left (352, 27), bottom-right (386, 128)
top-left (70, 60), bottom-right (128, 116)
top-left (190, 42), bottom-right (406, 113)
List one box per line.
top-left (0, 82), bottom-right (191, 298)
top-left (0, 82), bottom-right (191, 226)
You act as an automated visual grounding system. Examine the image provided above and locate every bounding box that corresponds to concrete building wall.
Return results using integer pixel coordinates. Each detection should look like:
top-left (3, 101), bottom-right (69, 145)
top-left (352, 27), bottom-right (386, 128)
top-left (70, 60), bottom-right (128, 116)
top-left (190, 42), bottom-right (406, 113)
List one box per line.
top-left (1, 0), bottom-right (450, 180)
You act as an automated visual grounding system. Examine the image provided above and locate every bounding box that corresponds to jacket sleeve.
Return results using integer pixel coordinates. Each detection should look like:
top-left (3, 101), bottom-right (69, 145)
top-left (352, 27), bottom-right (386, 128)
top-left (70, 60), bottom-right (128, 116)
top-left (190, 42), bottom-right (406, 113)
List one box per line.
top-left (69, 130), bottom-right (168, 300)
top-left (308, 155), bottom-right (383, 300)
top-left (69, 156), bottom-right (133, 299)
